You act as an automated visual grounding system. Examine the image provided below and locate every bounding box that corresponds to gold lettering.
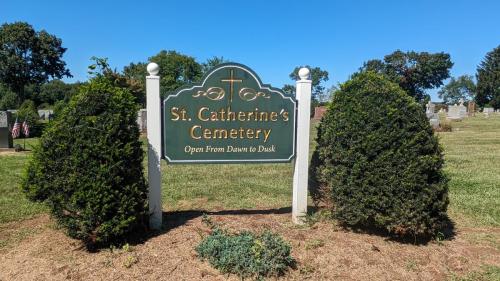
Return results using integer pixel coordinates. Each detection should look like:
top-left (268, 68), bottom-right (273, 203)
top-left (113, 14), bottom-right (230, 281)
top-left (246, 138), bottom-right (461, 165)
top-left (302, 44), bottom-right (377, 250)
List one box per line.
top-left (171, 107), bottom-right (180, 121)
top-left (238, 112), bottom-right (246, 121)
top-left (259, 112), bottom-right (268, 121)
top-left (282, 111), bottom-right (289, 121)
top-left (198, 107), bottom-right (210, 121)
top-left (255, 129), bottom-right (262, 139)
top-left (263, 129), bottom-right (271, 142)
top-left (210, 111), bottom-right (219, 121)
top-left (213, 129), bottom-right (228, 139)
top-left (270, 112), bottom-right (278, 121)
top-left (247, 112), bottom-right (254, 121)
top-left (190, 125), bottom-right (202, 139)
top-left (246, 129), bottom-right (254, 139)
top-left (203, 128), bottom-right (212, 139)
top-left (229, 129), bottom-right (238, 138)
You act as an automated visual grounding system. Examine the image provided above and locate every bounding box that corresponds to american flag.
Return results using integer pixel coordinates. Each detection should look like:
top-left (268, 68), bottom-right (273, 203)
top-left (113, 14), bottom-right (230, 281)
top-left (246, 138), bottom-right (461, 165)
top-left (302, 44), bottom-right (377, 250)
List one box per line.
top-left (11, 118), bottom-right (21, 139)
top-left (22, 119), bottom-right (30, 137)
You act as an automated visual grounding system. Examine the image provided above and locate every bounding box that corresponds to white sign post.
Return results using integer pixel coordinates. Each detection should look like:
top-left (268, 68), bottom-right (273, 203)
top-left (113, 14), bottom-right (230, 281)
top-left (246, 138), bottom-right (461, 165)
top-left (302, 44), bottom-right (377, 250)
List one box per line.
top-left (292, 68), bottom-right (312, 224)
top-left (146, 63), bottom-right (162, 230)
top-left (145, 63), bottom-right (311, 227)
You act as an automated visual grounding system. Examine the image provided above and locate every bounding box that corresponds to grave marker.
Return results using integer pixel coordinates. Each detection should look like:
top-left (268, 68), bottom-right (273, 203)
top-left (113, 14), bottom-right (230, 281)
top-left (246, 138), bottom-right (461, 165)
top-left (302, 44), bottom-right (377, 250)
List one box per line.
top-left (0, 111), bottom-right (13, 148)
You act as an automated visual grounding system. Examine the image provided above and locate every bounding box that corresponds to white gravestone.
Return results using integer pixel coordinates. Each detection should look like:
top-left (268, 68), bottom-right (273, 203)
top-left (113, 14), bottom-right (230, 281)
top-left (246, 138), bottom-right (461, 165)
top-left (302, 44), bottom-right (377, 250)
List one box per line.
top-left (483, 107), bottom-right (495, 118)
top-left (426, 101), bottom-right (440, 128)
top-left (136, 109), bottom-right (147, 132)
top-left (447, 103), bottom-right (465, 121)
top-left (458, 99), bottom-right (467, 119)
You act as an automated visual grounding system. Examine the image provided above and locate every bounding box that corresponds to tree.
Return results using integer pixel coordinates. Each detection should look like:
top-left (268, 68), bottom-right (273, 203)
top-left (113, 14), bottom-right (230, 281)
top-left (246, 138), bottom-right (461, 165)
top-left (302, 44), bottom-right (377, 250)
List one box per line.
top-left (318, 85), bottom-right (338, 104)
top-left (476, 45), bottom-right (500, 109)
top-left (38, 80), bottom-right (80, 105)
top-left (89, 57), bottom-right (145, 105)
top-left (0, 22), bottom-right (71, 100)
top-left (310, 72), bottom-right (448, 237)
top-left (148, 50), bottom-right (202, 97)
top-left (0, 83), bottom-right (18, 110)
top-left (437, 75), bottom-right (476, 105)
top-left (202, 56), bottom-right (228, 74)
top-left (283, 66), bottom-right (329, 101)
top-left (16, 99), bottom-right (39, 128)
top-left (123, 62), bottom-right (147, 106)
top-left (359, 50), bottom-right (453, 101)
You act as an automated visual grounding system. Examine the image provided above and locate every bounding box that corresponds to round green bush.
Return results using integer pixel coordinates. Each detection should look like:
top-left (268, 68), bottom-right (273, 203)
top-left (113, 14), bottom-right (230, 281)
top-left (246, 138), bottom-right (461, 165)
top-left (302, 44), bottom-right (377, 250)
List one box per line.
top-left (310, 72), bottom-right (449, 237)
top-left (22, 77), bottom-right (148, 247)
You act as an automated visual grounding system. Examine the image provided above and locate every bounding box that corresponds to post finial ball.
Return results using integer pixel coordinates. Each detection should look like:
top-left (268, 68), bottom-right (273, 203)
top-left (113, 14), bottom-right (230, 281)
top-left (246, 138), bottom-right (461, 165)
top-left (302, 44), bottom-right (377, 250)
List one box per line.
top-left (298, 67), bottom-right (310, 80)
top-left (147, 62), bottom-right (160, 76)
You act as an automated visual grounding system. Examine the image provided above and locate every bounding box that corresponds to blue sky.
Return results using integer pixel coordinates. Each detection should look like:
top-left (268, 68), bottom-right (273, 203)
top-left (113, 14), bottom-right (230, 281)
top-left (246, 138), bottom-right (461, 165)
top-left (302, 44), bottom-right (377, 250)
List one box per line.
top-left (2, 0), bottom-right (499, 101)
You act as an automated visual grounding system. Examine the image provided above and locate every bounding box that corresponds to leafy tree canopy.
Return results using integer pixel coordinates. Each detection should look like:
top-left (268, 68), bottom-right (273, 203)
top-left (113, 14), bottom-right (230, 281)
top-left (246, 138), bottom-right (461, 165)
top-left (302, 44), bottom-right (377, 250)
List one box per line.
top-left (148, 50), bottom-right (202, 97)
top-left (202, 56), bottom-right (228, 74)
top-left (438, 75), bottom-right (476, 105)
top-left (0, 22), bottom-right (71, 99)
top-left (283, 66), bottom-right (329, 101)
top-left (89, 57), bottom-right (145, 105)
top-left (476, 45), bottom-right (500, 109)
top-left (359, 50), bottom-right (453, 101)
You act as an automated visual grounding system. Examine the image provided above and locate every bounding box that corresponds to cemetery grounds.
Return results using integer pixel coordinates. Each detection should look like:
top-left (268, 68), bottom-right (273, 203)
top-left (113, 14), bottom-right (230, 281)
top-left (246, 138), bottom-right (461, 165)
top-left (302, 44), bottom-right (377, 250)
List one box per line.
top-left (0, 116), bottom-right (499, 280)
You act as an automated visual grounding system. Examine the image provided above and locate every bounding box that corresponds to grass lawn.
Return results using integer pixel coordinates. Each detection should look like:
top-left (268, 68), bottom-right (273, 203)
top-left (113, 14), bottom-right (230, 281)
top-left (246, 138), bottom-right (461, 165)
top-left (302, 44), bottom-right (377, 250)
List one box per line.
top-left (1, 116), bottom-right (499, 227)
top-left (0, 138), bottom-right (46, 224)
top-left (438, 114), bottom-right (500, 227)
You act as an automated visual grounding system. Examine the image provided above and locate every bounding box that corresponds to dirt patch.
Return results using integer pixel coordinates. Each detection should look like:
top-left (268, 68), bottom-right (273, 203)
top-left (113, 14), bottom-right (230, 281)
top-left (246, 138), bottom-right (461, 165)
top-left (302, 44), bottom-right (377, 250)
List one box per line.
top-left (0, 212), bottom-right (498, 281)
top-left (0, 149), bottom-right (30, 156)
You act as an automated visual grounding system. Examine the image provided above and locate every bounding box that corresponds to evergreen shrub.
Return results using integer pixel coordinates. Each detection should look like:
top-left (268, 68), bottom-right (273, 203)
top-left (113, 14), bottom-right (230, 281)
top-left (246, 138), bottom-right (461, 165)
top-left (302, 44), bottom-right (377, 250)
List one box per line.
top-left (310, 72), bottom-right (449, 237)
top-left (22, 76), bottom-right (147, 247)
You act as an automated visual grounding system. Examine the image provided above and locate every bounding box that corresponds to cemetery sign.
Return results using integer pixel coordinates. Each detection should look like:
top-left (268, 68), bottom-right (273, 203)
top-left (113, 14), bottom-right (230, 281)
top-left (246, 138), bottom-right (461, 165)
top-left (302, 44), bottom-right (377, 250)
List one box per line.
top-left (163, 63), bottom-right (297, 163)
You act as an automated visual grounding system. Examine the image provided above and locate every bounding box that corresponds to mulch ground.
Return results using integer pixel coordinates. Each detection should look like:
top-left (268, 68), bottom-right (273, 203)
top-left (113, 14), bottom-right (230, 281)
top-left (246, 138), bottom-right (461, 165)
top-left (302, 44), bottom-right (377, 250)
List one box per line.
top-left (0, 211), bottom-right (498, 281)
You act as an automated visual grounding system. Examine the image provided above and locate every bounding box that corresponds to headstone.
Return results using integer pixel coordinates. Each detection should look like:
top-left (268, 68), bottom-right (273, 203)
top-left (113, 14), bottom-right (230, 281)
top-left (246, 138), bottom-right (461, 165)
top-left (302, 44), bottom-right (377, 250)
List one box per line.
top-left (468, 102), bottom-right (476, 117)
top-left (426, 101), bottom-right (440, 128)
top-left (0, 111), bottom-right (13, 148)
top-left (426, 101), bottom-right (436, 118)
top-left (136, 109), bottom-right (147, 132)
top-left (37, 109), bottom-right (54, 121)
top-left (458, 99), bottom-right (467, 119)
top-left (483, 107), bottom-right (495, 117)
top-left (447, 99), bottom-right (467, 121)
top-left (313, 106), bottom-right (327, 120)
top-left (447, 104), bottom-right (463, 120)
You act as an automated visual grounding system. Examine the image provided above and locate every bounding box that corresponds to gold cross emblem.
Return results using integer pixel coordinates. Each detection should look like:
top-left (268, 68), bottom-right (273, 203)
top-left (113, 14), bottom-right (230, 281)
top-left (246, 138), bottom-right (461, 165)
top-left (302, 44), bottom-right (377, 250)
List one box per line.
top-left (221, 69), bottom-right (242, 104)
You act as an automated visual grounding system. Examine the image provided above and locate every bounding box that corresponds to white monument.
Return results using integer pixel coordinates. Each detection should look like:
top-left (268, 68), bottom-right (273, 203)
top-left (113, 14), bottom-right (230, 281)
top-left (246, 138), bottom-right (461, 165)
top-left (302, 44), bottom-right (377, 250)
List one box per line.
top-left (447, 100), bottom-right (467, 121)
top-left (426, 101), bottom-right (440, 128)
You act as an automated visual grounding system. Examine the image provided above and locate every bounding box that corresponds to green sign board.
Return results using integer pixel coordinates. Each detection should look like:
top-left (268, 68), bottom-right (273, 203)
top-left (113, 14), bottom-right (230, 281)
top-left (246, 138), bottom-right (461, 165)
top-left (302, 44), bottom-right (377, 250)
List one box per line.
top-left (163, 63), bottom-right (297, 163)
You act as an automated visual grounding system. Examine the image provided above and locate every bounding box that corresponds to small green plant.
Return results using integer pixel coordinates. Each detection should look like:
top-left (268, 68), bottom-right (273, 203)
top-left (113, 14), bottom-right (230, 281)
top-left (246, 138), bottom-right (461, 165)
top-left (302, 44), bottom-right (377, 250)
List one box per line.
top-left (436, 122), bottom-right (453, 132)
top-left (122, 243), bottom-right (132, 252)
top-left (305, 239), bottom-right (325, 250)
top-left (196, 224), bottom-right (295, 279)
top-left (123, 255), bottom-right (138, 268)
top-left (435, 231), bottom-right (446, 245)
top-left (405, 259), bottom-right (418, 271)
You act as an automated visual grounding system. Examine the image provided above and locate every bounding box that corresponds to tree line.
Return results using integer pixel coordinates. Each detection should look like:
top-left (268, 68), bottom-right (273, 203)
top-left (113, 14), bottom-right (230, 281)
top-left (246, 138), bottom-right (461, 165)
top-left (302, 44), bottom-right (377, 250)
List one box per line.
top-left (1, 21), bottom-right (499, 114)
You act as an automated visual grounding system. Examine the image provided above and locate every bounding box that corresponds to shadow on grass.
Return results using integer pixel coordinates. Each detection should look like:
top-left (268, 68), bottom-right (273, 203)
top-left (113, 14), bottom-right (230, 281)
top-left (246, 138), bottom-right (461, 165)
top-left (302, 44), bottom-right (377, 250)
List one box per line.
top-left (121, 207), bottom-right (293, 248)
top-left (162, 207), bottom-right (293, 231)
top-left (337, 214), bottom-right (457, 245)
